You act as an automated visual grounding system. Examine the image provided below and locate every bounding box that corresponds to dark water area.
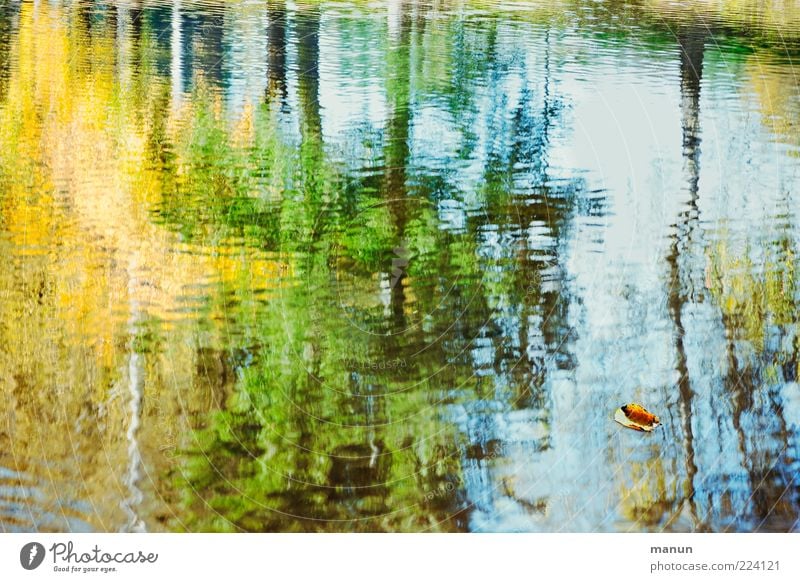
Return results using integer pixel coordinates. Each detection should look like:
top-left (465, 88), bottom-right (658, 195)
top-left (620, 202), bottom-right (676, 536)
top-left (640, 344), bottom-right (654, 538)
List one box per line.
top-left (1, 0), bottom-right (800, 532)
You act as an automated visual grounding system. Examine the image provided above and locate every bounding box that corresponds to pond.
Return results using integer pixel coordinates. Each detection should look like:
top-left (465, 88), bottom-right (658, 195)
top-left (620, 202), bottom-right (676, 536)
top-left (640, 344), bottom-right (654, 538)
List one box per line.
top-left (1, 0), bottom-right (800, 532)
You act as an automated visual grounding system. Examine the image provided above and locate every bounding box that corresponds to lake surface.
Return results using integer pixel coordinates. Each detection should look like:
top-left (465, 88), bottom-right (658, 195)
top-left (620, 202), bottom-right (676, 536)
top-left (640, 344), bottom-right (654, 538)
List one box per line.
top-left (1, 0), bottom-right (800, 532)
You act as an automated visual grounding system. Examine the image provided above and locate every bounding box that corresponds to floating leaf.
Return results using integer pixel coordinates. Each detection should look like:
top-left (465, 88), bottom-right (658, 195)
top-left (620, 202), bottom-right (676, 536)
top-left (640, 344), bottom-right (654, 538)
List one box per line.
top-left (614, 403), bottom-right (660, 432)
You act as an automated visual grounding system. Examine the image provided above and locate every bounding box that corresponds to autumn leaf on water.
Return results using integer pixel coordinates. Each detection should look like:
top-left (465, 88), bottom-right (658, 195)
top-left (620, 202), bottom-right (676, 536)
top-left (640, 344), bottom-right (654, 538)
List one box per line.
top-left (614, 403), bottom-right (660, 432)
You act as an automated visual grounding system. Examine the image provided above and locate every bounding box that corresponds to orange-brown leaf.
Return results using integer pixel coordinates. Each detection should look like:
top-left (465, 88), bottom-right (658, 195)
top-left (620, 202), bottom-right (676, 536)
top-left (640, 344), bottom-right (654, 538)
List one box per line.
top-left (615, 403), bottom-right (660, 432)
top-left (621, 403), bottom-right (659, 426)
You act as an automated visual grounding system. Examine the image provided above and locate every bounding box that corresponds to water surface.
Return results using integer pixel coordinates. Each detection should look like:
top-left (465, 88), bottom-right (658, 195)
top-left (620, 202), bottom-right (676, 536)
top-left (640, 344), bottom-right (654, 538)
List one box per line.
top-left (1, 0), bottom-right (800, 532)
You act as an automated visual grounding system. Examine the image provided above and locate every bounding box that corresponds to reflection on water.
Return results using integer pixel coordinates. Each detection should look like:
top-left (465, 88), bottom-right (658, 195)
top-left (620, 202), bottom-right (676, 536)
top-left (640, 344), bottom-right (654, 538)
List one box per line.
top-left (1, 0), bottom-right (800, 532)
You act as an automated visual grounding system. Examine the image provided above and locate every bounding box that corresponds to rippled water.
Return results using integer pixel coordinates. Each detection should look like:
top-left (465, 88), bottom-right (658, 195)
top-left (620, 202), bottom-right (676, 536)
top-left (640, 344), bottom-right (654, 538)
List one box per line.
top-left (1, 0), bottom-right (800, 532)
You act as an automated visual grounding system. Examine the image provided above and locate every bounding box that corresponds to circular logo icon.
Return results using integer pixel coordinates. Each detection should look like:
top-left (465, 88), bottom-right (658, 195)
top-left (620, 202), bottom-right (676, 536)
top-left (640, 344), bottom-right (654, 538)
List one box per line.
top-left (19, 542), bottom-right (45, 570)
